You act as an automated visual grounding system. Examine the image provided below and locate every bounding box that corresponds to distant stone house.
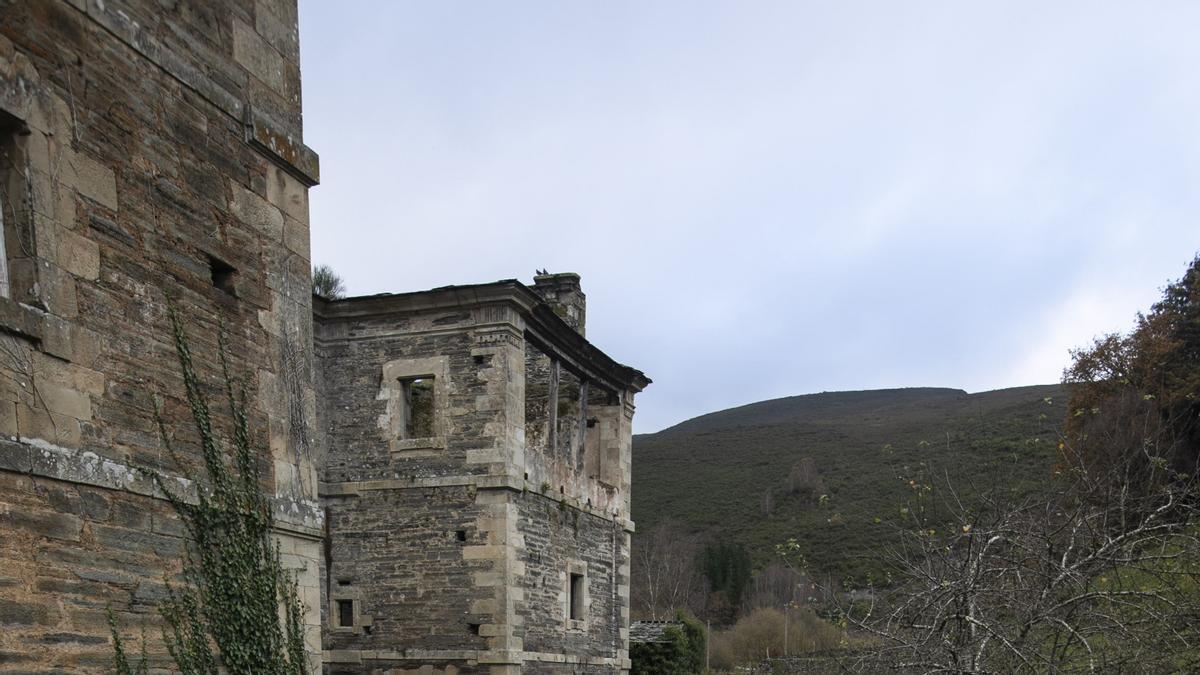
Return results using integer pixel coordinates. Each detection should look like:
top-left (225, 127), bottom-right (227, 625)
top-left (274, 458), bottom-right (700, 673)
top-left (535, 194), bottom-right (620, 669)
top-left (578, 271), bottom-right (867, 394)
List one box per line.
top-left (315, 273), bottom-right (649, 673)
top-left (0, 1), bottom-right (649, 674)
top-left (629, 620), bottom-right (684, 645)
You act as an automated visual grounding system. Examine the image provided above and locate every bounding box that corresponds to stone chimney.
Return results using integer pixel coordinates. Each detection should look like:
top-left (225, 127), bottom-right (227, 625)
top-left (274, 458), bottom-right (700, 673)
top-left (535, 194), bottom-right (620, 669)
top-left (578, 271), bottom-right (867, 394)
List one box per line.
top-left (532, 272), bottom-right (586, 336)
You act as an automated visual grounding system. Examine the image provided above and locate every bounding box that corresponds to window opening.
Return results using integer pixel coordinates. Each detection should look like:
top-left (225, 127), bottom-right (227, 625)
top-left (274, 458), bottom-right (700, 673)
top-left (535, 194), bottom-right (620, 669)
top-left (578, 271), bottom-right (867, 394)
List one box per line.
top-left (401, 377), bottom-right (434, 438)
top-left (209, 255), bottom-right (237, 295)
top-left (337, 599), bottom-right (354, 628)
top-left (569, 573), bottom-right (585, 621)
top-left (524, 342), bottom-right (554, 453)
top-left (0, 186), bottom-right (7, 299)
top-left (0, 111), bottom-right (29, 300)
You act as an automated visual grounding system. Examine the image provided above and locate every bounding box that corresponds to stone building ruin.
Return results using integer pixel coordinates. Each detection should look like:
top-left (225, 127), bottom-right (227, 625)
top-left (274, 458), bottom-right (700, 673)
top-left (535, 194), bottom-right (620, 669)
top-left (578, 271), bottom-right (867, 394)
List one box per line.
top-left (317, 274), bottom-right (648, 673)
top-left (0, 1), bottom-right (648, 673)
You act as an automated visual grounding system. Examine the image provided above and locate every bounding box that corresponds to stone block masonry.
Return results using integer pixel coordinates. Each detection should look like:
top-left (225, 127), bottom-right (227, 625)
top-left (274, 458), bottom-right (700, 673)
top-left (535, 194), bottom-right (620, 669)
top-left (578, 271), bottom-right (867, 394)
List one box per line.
top-left (0, 0), bottom-right (322, 671)
top-left (316, 277), bottom-right (648, 674)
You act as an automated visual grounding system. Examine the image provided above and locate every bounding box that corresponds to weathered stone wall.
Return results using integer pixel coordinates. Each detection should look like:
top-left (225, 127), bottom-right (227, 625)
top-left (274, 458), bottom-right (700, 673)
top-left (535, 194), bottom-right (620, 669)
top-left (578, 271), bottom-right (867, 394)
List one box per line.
top-left (316, 301), bottom-right (525, 673)
top-left (524, 341), bottom-right (553, 458)
top-left (514, 490), bottom-right (625, 669)
top-left (324, 487), bottom-right (491, 650)
top-left (316, 311), bottom-right (500, 484)
top-left (0, 464), bottom-right (184, 670)
top-left (0, 0), bottom-right (322, 670)
top-left (316, 283), bottom-right (644, 674)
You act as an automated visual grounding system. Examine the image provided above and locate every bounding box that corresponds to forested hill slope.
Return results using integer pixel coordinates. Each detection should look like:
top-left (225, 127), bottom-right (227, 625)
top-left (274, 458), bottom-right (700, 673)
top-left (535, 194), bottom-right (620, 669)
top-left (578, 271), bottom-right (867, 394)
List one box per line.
top-left (632, 385), bottom-right (1066, 580)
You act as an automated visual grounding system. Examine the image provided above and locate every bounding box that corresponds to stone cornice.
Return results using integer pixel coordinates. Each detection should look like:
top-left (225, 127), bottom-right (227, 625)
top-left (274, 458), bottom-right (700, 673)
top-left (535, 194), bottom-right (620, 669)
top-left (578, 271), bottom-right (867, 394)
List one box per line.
top-left (313, 281), bottom-right (650, 394)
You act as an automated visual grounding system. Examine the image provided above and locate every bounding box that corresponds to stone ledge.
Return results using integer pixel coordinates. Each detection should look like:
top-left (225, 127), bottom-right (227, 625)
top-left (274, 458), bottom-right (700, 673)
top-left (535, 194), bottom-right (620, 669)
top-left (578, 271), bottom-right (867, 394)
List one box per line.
top-left (0, 297), bottom-right (74, 362)
top-left (245, 105), bottom-right (320, 187)
top-left (390, 436), bottom-right (447, 453)
top-left (320, 475), bottom-right (634, 531)
top-left (323, 648), bottom-right (622, 667)
top-left (0, 436), bottom-right (323, 537)
top-left (0, 297), bottom-right (43, 342)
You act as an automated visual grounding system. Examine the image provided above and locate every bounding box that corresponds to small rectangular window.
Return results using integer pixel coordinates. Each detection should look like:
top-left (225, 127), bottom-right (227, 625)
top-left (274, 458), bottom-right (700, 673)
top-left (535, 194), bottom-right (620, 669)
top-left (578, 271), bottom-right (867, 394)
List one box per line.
top-left (337, 599), bottom-right (354, 628)
top-left (401, 377), bottom-right (434, 438)
top-left (569, 573), bottom-right (585, 621)
top-left (209, 255), bottom-right (237, 296)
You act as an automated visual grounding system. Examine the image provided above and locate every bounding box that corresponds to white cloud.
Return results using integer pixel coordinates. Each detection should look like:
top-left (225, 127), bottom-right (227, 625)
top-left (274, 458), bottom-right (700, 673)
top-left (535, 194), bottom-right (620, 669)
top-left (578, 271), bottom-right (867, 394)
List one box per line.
top-left (300, 0), bottom-right (1200, 432)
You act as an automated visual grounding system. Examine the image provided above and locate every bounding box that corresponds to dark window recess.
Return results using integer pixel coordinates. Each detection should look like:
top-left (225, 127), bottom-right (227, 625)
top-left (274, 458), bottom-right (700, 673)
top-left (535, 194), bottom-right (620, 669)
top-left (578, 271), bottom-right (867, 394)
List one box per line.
top-left (337, 599), bottom-right (354, 628)
top-left (468, 622), bottom-right (481, 636)
top-left (0, 111), bottom-right (30, 301)
top-left (569, 573), bottom-right (585, 621)
top-left (455, 530), bottom-right (467, 542)
top-left (209, 256), bottom-right (237, 295)
top-left (401, 377), bottom-right (434, 438)
top-left (336, 579), bottom-right (351, 587)
top-left (586, 418), bottom-right (597, 428)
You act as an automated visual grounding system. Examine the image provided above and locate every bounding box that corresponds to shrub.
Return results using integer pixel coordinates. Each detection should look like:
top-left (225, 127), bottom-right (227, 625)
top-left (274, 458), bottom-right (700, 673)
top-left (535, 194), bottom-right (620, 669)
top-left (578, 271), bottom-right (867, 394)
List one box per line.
top-left (630, 611), bottom-right (706, 675)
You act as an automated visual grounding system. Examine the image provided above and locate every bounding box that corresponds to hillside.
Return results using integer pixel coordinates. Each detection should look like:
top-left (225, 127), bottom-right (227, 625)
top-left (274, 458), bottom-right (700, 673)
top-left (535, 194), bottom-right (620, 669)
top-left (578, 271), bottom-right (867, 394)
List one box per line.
top-left (632, 385), bottom-right (1066, 581)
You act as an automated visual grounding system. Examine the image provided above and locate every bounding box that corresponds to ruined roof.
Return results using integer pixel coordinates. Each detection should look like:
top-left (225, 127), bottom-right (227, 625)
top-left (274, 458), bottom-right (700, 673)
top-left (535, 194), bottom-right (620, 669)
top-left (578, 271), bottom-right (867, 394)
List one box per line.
top-left (312, 279), bottom-right (650, 394)
top-left (629, 620), bottom-right (684, 644)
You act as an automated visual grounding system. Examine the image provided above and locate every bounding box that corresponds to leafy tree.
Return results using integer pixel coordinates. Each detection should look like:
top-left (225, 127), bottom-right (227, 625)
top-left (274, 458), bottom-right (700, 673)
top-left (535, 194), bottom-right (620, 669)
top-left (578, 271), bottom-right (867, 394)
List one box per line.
top-left (1064, 254), bottom-right (1200, 486)
top-left (700, 542), bottom-right (752, 624)
top-left (111, 305), bottom-right (308, 674)
top-left (311, 263), bottom-right (346, 299)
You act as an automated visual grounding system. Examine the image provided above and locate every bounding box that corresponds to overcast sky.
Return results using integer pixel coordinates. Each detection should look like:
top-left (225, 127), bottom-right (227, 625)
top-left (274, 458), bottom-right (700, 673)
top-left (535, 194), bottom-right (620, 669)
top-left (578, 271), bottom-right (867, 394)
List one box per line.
top-left (298, 1), bottom-right (1199, 433)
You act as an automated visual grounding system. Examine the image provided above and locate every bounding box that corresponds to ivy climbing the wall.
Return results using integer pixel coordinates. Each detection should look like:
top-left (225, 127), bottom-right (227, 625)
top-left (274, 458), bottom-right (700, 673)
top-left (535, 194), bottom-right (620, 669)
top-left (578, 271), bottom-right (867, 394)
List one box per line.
top-left (110, 304), bottom-right (308, 674)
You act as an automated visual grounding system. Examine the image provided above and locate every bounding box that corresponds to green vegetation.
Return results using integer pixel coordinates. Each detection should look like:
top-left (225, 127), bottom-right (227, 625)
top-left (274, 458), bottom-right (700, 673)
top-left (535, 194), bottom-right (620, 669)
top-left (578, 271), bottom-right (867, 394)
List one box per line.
top-left (312, 263), bottom-right (346, 299)
top-left (633, 385), bottom-right (1064, 583)
top-left (1065, 253), bottom-right (1200, 488)
top-left (778, 254), bottom-right (1200, 672)
top-left (111, 307), bottom-right (307, 674)
top-left (698, 543), bottom-right (752, 624)
top-left (709, 606), bottom-right (846, 671)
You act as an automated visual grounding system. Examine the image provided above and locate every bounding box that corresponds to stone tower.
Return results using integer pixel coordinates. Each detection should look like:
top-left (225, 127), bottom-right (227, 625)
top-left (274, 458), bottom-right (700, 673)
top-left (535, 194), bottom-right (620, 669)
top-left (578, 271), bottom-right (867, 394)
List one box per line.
top-left (0, 0), bottom-right (323, 670)
top-left (315, 276), bottom-right (649, 674)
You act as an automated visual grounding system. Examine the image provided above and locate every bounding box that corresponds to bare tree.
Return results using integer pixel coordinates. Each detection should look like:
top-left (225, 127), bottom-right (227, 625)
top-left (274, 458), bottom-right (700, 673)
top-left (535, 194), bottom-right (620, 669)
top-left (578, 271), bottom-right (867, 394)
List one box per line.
top-left (773, 255), bottom-right (1200, 673)
top-left (741, 563), bottom-right (810, 615)
top-left (631, 521), bottom-right (705, 621)
top-left (781, 416), bottom-right (1200, 673)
